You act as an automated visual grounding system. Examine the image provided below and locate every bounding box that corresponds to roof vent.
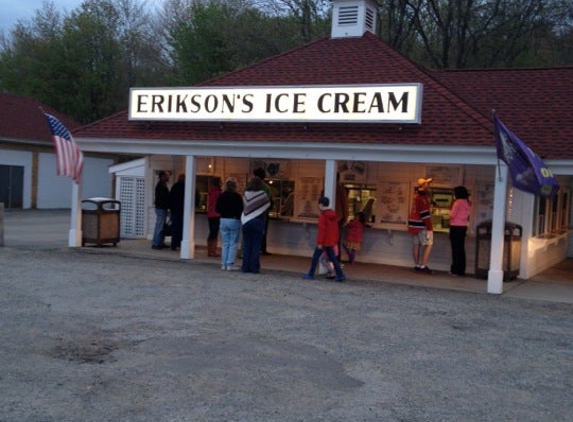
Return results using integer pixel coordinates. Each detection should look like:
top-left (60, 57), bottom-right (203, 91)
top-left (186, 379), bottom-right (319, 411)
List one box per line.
top-left (331, 0), bottom-right (377, 38)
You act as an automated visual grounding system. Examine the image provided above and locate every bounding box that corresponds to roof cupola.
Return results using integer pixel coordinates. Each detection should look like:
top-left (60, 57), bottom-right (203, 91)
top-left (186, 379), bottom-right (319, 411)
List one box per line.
top-left (331, 0), bottom-right (377, 38)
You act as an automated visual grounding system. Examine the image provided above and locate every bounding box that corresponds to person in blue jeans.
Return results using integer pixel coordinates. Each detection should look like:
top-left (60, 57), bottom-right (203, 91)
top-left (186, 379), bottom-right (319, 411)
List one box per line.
top-left (241, 177), bottom-right (271, 273)
top-left (152, 170), bottom-right (171, 249)
top-left (215, 177), bottom-right (243, 270)
top-left (302, 196), bottom-right (346, 282)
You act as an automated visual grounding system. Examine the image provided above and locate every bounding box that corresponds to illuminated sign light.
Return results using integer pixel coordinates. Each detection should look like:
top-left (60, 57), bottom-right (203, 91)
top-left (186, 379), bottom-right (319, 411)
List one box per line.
top-left (128, 84), bottom-right (423, 123)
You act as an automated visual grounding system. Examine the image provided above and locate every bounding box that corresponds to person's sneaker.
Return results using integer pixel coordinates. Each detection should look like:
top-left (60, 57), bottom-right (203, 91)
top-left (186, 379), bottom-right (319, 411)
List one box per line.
top-left (335, 277), bottom-right (346, 282)
top-left (325, 273), bottom-right (335, 280)
top-left (414, 265), bottom-right (422, 271)
top-left (221, 265), bottom-right (226, 270)
top-left (302, 274), bottom-right (314, 280)
top-left (419, 266), bottom-right (433, 274)
top-left (260, 251), bottom-right (272, 256)
top-left (226, 266), bottom-right (239, 271)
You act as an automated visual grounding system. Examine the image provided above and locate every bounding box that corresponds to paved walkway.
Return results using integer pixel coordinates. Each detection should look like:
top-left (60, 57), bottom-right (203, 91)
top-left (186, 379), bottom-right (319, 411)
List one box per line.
top-left (2, 208), bottom-right (573, 304)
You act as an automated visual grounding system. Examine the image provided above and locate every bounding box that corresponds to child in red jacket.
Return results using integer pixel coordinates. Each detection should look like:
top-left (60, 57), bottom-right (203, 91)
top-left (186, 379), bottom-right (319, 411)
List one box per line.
top-left (302, 196), bottom-right (346, 282)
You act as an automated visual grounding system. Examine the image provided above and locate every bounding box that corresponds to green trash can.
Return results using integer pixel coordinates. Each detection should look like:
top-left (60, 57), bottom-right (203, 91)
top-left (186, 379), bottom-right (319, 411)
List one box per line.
top-left (475, 220), bottom-right (522, 281)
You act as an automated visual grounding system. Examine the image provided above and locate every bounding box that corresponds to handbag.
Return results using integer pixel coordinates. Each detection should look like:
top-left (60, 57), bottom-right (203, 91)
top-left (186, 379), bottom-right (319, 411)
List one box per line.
top-left (161, 214), bottom-right (172, 237)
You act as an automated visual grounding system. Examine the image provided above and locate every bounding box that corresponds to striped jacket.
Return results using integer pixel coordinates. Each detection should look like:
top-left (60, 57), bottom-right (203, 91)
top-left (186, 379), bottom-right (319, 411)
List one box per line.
top-left (241, 189), bottom-right (271, 225)
top-left (408, 191), bottom-right (433, 233)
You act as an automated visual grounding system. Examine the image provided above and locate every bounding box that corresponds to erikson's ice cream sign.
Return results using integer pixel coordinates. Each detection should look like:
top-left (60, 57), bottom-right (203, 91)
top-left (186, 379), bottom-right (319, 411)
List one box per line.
top-left (129, 84), bottom-right (422, 123)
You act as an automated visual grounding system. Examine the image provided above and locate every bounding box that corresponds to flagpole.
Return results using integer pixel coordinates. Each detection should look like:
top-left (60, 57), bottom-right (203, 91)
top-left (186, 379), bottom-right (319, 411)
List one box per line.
top-left (492, 109), bottom-right (503, 181)
top-left (488, 108), bottom-right (509, 293)
top-left (488, 160), bottom-right (508, 294)
top-left (69, 174), bottom-right (83, 247)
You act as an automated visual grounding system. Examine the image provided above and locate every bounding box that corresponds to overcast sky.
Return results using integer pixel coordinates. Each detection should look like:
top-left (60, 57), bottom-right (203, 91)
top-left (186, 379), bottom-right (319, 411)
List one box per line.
top-left (0, 0), bottom-right (165, 34)
top-left (0, 0), bottom-right (82, 33)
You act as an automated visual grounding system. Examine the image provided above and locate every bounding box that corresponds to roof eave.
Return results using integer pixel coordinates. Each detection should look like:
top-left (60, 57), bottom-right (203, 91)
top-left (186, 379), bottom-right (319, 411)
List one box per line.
top-left (76, 137), bottom-right (497, 165)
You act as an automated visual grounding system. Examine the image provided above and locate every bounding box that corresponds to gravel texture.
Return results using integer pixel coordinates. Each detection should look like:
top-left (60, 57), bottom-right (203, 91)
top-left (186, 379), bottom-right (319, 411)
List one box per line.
top-left (0, 247), bottom-right (572, 422)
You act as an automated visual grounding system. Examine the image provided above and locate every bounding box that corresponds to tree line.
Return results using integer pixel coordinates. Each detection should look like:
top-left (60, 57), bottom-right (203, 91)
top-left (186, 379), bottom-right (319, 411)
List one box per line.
top-left (0, 0), bottom-right (571, 125)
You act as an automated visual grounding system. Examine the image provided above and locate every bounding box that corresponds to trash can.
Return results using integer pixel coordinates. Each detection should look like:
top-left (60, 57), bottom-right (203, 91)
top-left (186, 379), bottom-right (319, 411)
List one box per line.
top-left (82, 198), bottom-right (121, 247)
top-left (475, 220), bottom-right (522, 281)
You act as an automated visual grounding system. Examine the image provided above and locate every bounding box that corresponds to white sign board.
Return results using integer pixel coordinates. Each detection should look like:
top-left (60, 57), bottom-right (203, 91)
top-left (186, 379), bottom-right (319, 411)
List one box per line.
top-left (129, 84), bottom-right (423, 123)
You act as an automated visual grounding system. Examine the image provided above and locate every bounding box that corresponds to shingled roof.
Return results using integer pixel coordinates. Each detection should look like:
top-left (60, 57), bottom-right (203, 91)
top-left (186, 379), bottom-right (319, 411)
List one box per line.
top-left (432, 67), bottom-right (573, 160)
top-left (74, 33), bottom-right (573, 159)
top-left (0, 92), bottom-right (81, 144)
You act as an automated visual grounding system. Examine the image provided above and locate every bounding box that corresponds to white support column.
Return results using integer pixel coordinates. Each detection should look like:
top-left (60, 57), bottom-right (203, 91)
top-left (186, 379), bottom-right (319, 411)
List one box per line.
top-left (487, 162), bottom-right (509, 294)
top-left (324, 160), bottom-right (337, 205)
top-left (180, 156), bottom-right (196, 259)
top-left (69, 179), bottom-right (83, 247)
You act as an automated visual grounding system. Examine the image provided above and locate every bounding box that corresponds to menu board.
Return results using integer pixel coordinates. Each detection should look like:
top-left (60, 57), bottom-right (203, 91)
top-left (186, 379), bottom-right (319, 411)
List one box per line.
top-left (425, 165), bottom-right (463, 187)
top-left (338, 160), bottom-right (367, 183)
top-left (378, 181), bottom-right (410, 228)
top-left (475, 182), bottom-right (494, 224)
top-left (295, 177), bottom-right (323, 219)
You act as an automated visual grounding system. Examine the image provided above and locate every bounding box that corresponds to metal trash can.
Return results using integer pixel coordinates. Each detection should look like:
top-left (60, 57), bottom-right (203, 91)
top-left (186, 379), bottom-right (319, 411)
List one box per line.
top-left (82, 198), bottom-right (121, 247)
top-left (475, 220), bottom-right (522, 281)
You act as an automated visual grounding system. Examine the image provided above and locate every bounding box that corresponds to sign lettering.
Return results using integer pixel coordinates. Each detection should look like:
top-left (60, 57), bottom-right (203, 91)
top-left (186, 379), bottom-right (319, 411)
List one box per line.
top-left (129, 84), bottom-right (423, 123)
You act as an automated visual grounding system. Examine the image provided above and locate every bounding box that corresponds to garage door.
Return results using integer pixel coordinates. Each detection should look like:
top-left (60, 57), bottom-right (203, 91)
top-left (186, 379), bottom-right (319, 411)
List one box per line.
top-left (0, 165), bottom-right (24, 208)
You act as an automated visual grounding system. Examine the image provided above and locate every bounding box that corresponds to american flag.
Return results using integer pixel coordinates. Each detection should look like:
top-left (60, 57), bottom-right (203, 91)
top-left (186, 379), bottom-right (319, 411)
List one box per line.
top-left (44, 113), bottom-right (84, 183)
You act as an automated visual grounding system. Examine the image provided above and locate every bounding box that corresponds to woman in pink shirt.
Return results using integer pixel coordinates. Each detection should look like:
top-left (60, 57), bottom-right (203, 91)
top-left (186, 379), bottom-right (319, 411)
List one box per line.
top-left (449, 186), bottom-right (472, 276)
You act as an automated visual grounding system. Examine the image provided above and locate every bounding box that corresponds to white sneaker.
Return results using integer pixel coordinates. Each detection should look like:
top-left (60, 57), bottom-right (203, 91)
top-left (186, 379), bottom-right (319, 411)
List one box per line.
top-left (226, 265), bottom-right (239, 271)
top-left (221, 265), bottom-right (226, 270)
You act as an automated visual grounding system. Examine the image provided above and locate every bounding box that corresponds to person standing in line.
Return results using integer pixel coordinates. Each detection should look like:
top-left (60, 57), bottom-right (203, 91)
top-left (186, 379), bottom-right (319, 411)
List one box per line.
top-left (152, 170), bottom-right (171, 250)
top-left (241, 177), bottom-right (271, 274)
top-left (343, 211), bottom-right (366, 264)
top-left (169, 173), bottom-right (185, 251)
top-left (215, 177), bottom-right (243, 270)
top-left (253, 167), bottom-right (273, 255)
top-left (302, 196), bottom-right (346, 282)
top-left (408, 177), bottom-right (434, 274)
top-left (335, 173), bottom-right (349, 260)
top-left (207, 177), bottom-right (222, 257)
top-left (449, 186), bottom-right (472, 277)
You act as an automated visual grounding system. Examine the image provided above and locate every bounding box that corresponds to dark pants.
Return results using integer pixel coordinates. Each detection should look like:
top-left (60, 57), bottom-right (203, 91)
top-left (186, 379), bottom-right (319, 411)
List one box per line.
top-left (242, 217), bottom-right (265, 273)
top-left (170, 209), bottom-right (183, 249)
top-left (208, 217), bottom-right (220, 241)
top-left (449, 226), bottom-right (467, 276)
top-left (307, 246), bottom-right (345, 280)
top-left (260, 210), bottom-right (270, 252)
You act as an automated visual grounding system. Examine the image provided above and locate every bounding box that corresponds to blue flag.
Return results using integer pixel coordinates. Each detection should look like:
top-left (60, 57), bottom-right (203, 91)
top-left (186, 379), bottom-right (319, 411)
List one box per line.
top-left (494, 116), bottom-right (559, 198)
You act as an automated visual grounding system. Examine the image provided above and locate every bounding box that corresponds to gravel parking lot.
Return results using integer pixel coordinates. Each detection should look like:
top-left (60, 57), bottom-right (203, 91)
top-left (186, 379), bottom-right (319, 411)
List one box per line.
top-left (1, 247), bottom-right (572, 422)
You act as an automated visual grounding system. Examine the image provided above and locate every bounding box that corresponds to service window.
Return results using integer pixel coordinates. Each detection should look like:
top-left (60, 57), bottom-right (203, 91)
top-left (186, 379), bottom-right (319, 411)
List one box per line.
top-left (195, 175), bottom-right (222, 212)
top-left (533, 187), bottom-right (571, 237)
top-left (344, 183), bottom-right (377, 223)
top-left (267, 179), bottom-right (295, 218)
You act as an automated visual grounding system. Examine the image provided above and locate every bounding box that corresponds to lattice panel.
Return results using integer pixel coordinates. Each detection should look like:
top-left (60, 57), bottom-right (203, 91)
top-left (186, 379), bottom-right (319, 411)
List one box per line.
top-left (119, 177), bottom-right (146, 238)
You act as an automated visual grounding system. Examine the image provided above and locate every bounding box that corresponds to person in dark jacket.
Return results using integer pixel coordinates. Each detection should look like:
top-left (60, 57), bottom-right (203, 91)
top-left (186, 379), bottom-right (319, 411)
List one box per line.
top-left (302, 196), bottom-right (346, 282)
top-left (169, 173), bottom-right (185, 251)
top-left (253, 167), bottom-right (273, 255)
top-left (152, 170), bottom-right (171, 249)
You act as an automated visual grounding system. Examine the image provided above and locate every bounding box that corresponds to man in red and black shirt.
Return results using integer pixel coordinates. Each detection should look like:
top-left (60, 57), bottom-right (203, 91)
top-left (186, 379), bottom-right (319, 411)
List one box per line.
top-left (408, 178), bottom-right (434, 274)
